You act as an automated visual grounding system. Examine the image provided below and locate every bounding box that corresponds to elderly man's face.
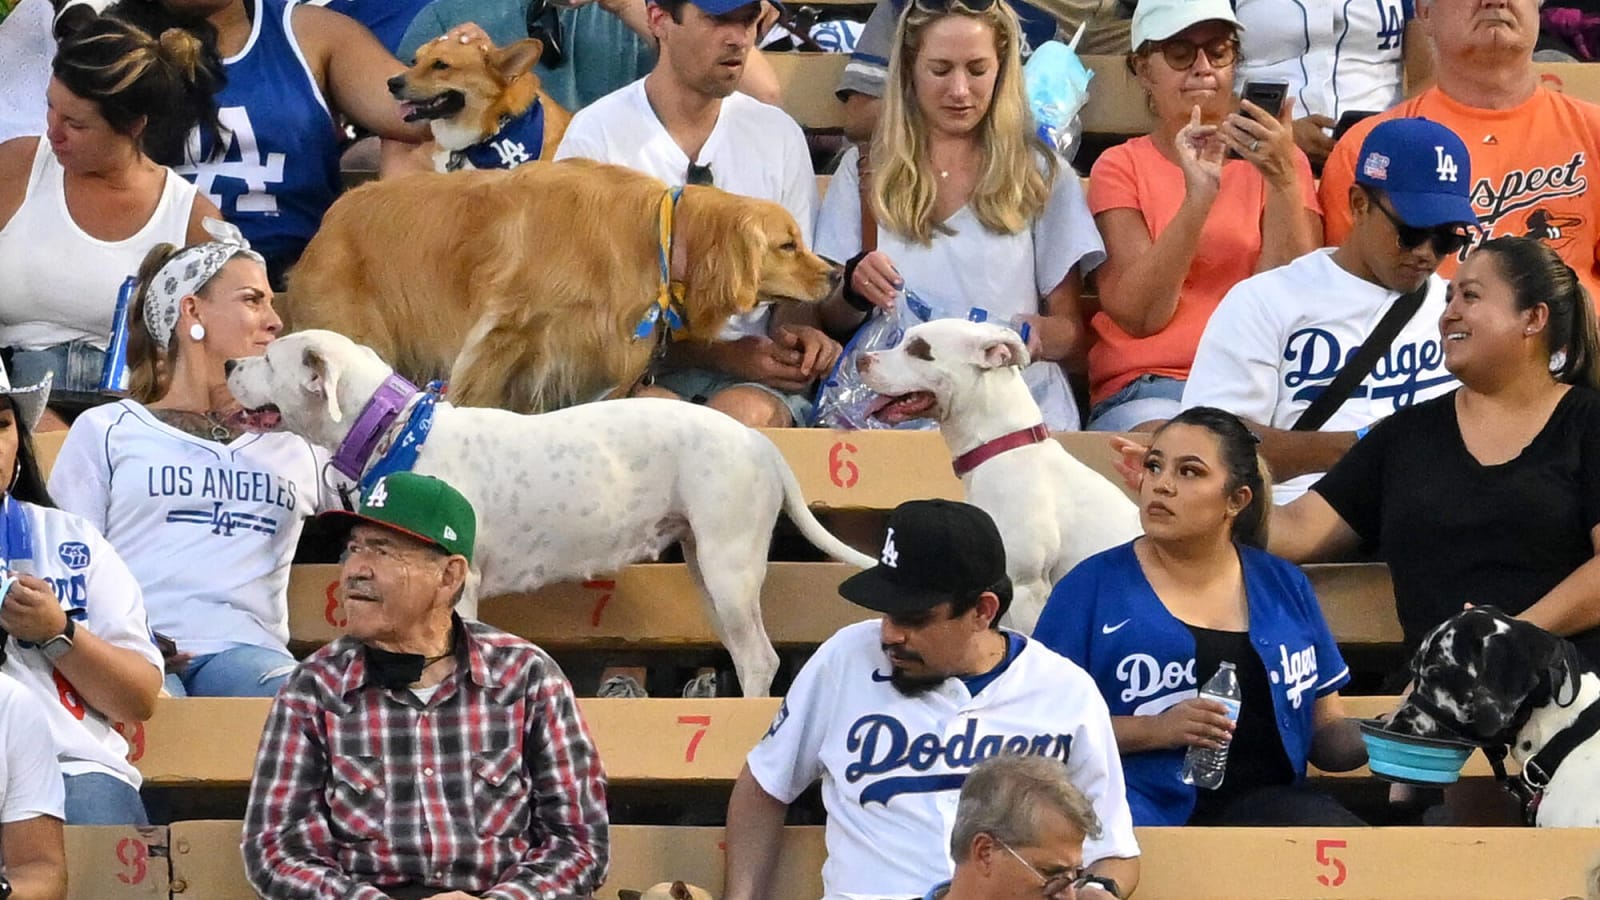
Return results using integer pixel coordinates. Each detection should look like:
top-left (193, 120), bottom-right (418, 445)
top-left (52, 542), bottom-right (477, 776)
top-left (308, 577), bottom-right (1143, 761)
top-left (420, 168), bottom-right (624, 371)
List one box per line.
top-left (980, 808), bottom-right (1088, 899)
top-left (340, 524), bottom-right (452, 649)
top-left (1422, 0), bottom-right (1541, 60)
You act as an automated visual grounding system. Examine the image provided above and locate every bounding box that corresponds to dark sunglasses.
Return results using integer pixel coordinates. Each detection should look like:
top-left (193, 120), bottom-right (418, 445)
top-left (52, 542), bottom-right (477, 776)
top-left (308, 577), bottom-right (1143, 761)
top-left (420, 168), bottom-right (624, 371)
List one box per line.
top-left (1362, 187), bottom-right (1472, 257)
top-left (686, 162), bottom-right (714, 186)
top-left (525, 0), bottom-right (567, 68)
top-left (912, 0), bottom-right (999, 13)
top-left (1146, 36), bottom-right (1239, 71)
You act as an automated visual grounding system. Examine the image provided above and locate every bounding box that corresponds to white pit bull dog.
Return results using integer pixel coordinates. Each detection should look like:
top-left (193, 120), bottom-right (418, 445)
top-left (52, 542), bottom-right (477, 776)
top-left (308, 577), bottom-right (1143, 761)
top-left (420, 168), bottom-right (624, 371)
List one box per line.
top-left (225, 330), bottom-right (876, 696)
top-left (856, 319), bottom-right (1142, 632)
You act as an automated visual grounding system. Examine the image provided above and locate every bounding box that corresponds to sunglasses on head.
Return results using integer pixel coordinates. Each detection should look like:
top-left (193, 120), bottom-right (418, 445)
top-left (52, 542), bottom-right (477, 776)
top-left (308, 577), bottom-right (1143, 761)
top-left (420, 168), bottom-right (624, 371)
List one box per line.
top-left (1362, 187), bottom-right (1472, 257)
top-left (525, 0), bottom-right (567, 68)
top-left (912, 0), bottom-right (999, 13)
top-left (1145, 36), bottom-right (1238, 71)
top-left (686, 162), bottom-right (713, 186)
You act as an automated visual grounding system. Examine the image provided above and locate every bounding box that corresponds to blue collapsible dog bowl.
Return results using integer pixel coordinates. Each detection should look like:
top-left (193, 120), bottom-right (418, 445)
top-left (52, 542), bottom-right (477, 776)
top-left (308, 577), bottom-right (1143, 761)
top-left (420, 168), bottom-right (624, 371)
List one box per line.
top-left (1359, 719), bottom-right (1476, 785)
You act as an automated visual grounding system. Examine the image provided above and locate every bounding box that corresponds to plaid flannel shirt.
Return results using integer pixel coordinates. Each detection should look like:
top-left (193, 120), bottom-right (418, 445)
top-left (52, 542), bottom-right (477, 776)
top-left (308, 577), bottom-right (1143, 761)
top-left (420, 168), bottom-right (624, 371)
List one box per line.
top-left (242, 619), bottom-right (608, 900)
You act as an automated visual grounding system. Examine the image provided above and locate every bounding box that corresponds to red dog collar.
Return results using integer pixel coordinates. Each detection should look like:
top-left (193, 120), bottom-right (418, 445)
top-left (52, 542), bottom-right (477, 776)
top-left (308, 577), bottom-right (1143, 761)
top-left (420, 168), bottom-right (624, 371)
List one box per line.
top-left (952, 424), bottom-right (1050, 476)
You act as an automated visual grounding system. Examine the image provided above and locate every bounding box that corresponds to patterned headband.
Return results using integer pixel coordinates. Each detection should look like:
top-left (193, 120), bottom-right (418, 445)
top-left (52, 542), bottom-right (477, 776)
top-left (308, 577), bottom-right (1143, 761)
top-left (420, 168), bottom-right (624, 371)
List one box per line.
top-left (143, 218), bottom-right (266, 348)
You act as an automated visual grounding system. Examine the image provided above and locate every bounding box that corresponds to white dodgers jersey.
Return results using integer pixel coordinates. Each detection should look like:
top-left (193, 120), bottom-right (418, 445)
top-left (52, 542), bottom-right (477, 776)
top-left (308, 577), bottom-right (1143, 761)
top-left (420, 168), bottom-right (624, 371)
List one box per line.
top-left (746, 621), bottom-right (1139, 900)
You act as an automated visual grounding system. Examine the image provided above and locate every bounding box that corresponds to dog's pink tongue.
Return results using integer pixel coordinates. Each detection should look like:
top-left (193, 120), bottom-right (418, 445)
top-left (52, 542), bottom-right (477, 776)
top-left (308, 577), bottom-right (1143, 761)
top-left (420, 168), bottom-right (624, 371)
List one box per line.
top-left (229, 407), bottom-right (282, 433)
top-left (869, 392), bottom-right (937, 425)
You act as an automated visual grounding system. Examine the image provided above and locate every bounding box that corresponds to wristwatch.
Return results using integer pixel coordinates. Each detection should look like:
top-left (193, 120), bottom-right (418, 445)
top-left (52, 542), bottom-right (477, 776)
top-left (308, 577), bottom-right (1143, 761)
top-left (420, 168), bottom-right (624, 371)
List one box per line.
top-left (1078, 875), bottom-right (1123, 898)
top-left (41, 617), bottom-right (76, 663)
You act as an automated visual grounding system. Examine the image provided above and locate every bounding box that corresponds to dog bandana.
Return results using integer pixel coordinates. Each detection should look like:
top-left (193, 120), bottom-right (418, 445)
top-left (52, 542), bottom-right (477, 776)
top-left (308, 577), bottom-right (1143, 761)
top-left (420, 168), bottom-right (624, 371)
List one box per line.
top-left (143, 218), bottom-right (266, 348)
top-left (358, 381), bottom-right (444, 496)
top-left (633, 187), bottom-right (688, 342)
top-left (447, 101), bottom-right (547, 172)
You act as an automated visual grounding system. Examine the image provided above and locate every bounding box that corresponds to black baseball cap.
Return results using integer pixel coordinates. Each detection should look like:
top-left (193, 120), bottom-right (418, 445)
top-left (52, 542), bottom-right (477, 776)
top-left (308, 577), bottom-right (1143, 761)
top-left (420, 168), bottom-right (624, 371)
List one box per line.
top-left (839, 500), bottom-right (1009, 615)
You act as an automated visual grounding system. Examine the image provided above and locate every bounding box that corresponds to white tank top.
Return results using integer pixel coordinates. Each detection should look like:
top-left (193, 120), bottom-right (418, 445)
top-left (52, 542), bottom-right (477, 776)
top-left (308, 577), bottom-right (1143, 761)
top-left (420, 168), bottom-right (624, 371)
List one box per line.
top-left (0, 140), bottom-right (196, 350)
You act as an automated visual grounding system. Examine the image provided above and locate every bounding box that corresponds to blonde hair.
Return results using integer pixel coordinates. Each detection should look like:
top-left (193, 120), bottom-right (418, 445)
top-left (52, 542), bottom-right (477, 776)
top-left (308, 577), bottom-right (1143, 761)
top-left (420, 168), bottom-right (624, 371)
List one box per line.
top-left (871, 0), bottom-right (1056, 245)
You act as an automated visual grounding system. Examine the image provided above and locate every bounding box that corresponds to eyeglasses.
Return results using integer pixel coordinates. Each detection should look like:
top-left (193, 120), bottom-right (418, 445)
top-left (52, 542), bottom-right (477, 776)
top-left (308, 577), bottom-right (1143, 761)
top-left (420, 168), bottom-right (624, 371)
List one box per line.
top-left (912, 0), bottom-right (999, 13)
top-left (1362, 187), bottom-right (1472, 257)
top-left (686, 162), bottom-right (714, 186)
top-left (1146, 36), bottom-right (1239, 71)
top-left (996, 839), bottom-right (1086, 898)
top-left (525, 0), bottom-right (567, 68)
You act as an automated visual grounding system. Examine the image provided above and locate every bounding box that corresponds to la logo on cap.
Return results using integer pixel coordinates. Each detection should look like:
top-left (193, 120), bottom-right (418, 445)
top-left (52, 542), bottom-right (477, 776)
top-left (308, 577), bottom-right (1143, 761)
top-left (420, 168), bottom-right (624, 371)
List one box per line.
top-left (1435, 146), bottom-right (1460, 183)
top-left (880, 528), bottom-right (899, 568)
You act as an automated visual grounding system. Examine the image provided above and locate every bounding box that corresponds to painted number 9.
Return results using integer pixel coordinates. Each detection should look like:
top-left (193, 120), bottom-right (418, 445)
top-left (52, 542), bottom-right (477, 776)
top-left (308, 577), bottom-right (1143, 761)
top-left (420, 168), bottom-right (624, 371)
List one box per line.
top-left (116, 837), bottom-right (148, 885)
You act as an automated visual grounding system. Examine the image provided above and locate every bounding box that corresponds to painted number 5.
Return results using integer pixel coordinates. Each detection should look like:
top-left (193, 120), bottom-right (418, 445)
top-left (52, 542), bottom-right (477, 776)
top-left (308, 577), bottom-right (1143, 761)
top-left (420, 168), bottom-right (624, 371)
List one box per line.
top-left (1315, 838), bottom-right (1348, 888)
top-left (678, 714), bottom-right (711, 763)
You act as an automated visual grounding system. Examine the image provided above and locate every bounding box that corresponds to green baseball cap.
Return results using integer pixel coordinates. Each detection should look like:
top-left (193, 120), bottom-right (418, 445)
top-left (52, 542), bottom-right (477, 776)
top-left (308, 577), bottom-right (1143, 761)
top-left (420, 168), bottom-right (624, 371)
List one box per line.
top-left (321, 472), bottom-right (477, 562)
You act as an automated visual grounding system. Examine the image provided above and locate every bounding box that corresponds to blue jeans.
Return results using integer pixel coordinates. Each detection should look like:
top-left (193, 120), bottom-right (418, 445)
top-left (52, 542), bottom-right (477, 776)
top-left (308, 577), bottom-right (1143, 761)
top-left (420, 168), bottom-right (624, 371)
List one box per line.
top-left (1086, 374), bottom-right (1187, 432)
top-left (64, 772), bottom-right (148, 825)
top-left (7, 341), bottom-right (107, 399)
top-left (164, 645), bottom-right (298, 697)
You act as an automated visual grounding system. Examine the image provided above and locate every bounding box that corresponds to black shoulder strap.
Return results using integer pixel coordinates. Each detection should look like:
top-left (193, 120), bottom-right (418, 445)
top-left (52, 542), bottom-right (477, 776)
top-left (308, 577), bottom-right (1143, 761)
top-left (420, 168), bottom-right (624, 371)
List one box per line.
top-left (1293, 282), bottom-right (1432, 432)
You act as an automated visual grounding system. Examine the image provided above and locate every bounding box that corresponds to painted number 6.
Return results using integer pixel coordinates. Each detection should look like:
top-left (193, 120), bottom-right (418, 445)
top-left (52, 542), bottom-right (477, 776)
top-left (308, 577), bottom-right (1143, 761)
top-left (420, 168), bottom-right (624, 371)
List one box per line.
top-left (324, 582), bottom-right (346, 628)
top-left (828, 441), bottom-right (859, 489)
top-left (116, 837), bottom-right (148, 885)
top-left (1315, 838), bottom-right (1348, 888)
top-left (678, 714), bottom-right (711, 763)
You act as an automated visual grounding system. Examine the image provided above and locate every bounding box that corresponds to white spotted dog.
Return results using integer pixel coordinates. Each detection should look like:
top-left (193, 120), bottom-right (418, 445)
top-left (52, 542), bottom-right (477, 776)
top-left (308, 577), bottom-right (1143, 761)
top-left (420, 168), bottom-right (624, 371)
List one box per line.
top-left (224, 330), bottom-right (877, 697)
top-left (1388, 607), bottom-right (1600, 826)
top-left (855, 319), bottom-right (1142, 633)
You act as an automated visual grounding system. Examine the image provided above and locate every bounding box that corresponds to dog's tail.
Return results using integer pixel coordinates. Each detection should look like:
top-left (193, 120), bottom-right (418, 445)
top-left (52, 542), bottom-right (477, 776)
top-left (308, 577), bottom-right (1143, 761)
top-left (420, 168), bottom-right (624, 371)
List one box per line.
top-left (764, 436), bottom-right (877, 569)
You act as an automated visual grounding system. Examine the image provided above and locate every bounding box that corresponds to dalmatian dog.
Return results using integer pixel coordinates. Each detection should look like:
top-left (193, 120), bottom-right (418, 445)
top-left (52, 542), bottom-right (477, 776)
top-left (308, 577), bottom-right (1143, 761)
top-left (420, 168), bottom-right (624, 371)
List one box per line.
top-left (855, 319), bottom-right (1142, 633)
top-left (1388, 607), bottom-right (1600, 826)
top-left (224, 330), bottom-right (877, 697)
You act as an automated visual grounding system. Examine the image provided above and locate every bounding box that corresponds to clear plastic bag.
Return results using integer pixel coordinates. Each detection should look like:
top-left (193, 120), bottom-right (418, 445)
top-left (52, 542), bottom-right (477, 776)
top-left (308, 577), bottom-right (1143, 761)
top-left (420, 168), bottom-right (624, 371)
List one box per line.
top-left (810, 290), bottom-right (937, 430)
top-left (1025, 26), bottom-right (1095, 162)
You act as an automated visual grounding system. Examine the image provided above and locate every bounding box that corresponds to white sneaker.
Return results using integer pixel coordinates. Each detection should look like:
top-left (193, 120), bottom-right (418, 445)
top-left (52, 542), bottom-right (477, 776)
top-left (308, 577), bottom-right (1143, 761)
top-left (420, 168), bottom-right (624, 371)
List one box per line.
top-left (597, 674), bottom-right (647, 699)
top-left (682, 671), bottom-right (719, 698)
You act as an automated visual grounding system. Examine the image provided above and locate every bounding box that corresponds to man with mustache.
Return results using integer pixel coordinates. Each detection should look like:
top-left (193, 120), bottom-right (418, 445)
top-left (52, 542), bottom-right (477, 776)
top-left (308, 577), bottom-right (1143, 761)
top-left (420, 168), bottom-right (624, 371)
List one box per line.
top-left (1320, 0), bottom-right (1600, 298)
top-left (723, 499), bottom-right (1139, 900)
top-left (242, 473), bottom-right (608, 900)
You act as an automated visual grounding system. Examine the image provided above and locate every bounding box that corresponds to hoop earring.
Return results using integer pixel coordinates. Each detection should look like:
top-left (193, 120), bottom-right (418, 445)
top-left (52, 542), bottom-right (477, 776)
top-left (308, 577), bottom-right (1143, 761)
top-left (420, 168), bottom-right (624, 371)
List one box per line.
top-left (189, 323), bottom-right (206, 342)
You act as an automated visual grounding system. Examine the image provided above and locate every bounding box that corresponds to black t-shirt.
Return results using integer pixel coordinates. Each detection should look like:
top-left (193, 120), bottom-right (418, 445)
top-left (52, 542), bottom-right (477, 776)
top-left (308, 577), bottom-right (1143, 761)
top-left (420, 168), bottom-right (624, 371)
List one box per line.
top-left (1313, 386), bottom-right (1600, 660)
top-left (1186, 625), bottom-right (1294, 824)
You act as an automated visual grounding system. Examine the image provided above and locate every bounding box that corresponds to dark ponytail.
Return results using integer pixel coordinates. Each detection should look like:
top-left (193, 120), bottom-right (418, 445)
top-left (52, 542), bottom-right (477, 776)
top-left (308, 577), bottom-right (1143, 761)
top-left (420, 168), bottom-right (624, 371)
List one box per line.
top-left (52, 13), bottom-right (225, 166)
top-left (1473, 236), bottom-right (1600, 391)
top-left (1153, 406), bottom-right (1273, 549)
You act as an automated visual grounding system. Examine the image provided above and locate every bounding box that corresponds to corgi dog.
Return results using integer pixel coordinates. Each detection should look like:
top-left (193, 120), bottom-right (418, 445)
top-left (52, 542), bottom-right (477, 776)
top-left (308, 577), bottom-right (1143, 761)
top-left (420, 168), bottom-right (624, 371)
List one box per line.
top-left (387, 34), bottom-right (572, 172)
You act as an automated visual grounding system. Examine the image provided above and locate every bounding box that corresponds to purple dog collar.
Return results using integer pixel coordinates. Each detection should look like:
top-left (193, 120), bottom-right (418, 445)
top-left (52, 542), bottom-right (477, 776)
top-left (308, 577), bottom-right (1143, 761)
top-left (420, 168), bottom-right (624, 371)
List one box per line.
top-left (329, 373), bottom-right (419, 480)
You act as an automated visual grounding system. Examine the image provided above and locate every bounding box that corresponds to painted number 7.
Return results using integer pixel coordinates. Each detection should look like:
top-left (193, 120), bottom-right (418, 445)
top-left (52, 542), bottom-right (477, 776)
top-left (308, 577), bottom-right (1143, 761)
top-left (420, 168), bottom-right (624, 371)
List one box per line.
top-left (678, 714), bottom-right (711, 763)
top-left (1315, 838), bottom-right (1348, 888)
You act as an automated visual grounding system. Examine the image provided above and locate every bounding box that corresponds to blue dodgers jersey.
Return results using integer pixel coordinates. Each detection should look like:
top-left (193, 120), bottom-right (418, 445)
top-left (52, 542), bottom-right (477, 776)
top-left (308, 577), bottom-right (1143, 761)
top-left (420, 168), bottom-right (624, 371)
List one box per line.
top-left (176, 0), bottom-right (342, 270)
top-left (1032, 541), bottom-right (1351, 826)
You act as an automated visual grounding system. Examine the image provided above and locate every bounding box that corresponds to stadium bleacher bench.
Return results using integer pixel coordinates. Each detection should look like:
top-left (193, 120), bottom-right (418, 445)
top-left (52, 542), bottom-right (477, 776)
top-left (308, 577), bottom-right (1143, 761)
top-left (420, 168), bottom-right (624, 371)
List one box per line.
top-left (68, 821), bottom-right (1600, 900)
top-left (130, 695), bottom-right (1475, 789)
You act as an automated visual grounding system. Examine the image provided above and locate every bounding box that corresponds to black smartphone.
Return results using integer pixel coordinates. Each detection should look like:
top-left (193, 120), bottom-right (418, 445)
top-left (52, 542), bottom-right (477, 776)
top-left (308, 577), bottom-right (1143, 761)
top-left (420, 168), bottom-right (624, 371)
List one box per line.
top-left (1230, 81), bottom-right (1290, 158)
top-left (1333, 109), bottom-right (1380, 141)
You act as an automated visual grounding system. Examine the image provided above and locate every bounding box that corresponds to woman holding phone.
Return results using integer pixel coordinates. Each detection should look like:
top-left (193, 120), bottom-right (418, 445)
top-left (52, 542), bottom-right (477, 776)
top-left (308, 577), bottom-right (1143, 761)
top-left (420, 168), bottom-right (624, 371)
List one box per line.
top-left (1083, 0), bottom-right (1322, 432)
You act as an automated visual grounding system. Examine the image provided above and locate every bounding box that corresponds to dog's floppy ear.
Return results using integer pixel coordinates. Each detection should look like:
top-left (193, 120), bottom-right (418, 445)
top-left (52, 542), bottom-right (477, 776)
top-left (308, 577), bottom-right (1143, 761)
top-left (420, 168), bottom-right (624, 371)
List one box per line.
top-left (302, 346), bottom-right (344, 424)
top-left (617, 892), bottom-right (642, 900)
top-left (491, 38), bottom-right (543, 82)
top-left (684, 204), bottom-right (766, 327)
top-left (975, 328), bottom-right (1030, 370)
top-left (1533, 624), bottom-right (1586, 708)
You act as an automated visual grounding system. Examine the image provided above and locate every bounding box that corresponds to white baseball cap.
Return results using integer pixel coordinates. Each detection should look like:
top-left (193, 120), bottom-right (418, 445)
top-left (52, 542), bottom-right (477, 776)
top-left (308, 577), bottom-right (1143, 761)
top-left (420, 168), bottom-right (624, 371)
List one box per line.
top-left (1130, 0), bottom-right (1243, 49)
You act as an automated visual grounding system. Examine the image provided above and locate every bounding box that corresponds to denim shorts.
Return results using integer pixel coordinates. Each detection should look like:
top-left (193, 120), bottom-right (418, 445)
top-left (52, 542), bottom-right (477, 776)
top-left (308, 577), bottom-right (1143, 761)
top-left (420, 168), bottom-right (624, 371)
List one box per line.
top-left (652, 367), bottom-right (814, 426)
top-left (6, 341), bottom-right (109, 408)
top-left (1085, 373), bottom-right (1186, 432)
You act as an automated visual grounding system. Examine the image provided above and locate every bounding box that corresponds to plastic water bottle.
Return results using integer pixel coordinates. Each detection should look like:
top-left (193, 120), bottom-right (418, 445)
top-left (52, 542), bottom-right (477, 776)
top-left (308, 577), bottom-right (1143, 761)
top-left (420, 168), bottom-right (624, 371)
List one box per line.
top-left (99, 276), bottom-right (138, 393)
top-left (966, 306), bottom-right (1033, 347)
top-left (1182, 662), bottom-right (1241, 789)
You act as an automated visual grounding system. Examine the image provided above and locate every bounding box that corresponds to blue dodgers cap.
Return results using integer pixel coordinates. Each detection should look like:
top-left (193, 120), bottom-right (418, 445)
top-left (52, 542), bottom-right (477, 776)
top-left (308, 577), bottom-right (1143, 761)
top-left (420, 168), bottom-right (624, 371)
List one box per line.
top-left (1354, 117), bottom-right (1478, 229)
top-left (653, 0), bottom-right (777, 14)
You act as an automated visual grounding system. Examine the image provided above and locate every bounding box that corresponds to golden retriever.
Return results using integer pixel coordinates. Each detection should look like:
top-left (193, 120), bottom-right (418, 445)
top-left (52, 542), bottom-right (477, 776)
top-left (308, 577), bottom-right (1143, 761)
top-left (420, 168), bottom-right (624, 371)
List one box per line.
top-left (387, 35), bottom-right (571, 171)
top-left (284, 159), bottom-right (838, 412)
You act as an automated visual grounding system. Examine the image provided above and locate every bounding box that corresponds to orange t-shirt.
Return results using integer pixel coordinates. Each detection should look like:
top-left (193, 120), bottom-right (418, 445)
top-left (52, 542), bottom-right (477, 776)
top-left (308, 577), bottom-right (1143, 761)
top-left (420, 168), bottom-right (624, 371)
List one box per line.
top-left (1320, 86), bottom-right (1600, 298)
top-left (1085, 136), bottom-right (1320, 406)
